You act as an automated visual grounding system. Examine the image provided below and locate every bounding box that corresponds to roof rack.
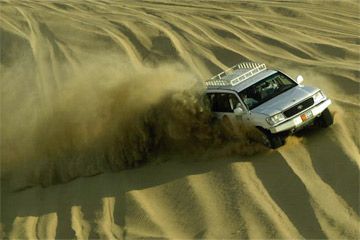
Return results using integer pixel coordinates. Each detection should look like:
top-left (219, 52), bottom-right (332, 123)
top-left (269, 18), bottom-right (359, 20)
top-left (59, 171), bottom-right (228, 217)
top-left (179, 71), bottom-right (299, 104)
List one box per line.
top-left (206, 62), bottom-right (267, 87)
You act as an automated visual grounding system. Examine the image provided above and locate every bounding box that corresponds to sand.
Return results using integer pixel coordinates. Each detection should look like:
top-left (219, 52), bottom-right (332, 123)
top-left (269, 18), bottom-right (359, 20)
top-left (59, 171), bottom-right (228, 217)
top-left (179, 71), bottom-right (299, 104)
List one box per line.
top-left (1, 0), bottom-right (359, 239)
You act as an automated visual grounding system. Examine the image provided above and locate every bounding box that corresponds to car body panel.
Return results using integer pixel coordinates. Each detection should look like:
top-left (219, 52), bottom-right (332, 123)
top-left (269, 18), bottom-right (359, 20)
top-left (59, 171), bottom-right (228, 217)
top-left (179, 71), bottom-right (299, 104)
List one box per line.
top-left (269, 99), bottom-right (331, 133)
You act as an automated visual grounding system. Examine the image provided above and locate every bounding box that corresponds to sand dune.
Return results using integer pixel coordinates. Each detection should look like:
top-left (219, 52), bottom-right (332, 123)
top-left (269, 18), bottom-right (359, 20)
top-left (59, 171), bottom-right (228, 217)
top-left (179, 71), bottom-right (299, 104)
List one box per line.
top-left (1, 0), bottom-right (359, 239)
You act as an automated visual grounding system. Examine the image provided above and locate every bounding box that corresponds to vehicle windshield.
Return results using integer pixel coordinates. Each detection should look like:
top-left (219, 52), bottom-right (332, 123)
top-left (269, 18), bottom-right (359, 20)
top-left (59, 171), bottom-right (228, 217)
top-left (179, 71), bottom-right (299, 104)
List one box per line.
top-left (238, 72), bottom-right (297, 110)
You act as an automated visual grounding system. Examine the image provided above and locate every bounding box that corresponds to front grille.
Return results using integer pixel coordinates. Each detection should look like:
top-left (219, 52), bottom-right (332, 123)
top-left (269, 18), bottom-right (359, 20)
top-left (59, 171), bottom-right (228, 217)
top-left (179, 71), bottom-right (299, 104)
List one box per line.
top-left (283, 97), bottom-right (314, 118)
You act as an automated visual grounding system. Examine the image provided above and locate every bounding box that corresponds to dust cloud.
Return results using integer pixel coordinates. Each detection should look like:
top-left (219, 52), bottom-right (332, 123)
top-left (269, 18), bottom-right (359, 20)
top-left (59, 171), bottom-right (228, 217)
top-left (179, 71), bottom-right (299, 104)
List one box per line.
top-left (1, 54), bottom-right (264, 189)
top-left (1, 2), bottom-right (359, 238)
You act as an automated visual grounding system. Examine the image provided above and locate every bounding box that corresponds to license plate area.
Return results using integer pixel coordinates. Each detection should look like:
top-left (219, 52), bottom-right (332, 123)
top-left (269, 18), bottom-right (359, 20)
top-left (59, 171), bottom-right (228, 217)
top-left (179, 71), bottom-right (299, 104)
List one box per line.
top-left (301, 110), bottom-right (313, 122)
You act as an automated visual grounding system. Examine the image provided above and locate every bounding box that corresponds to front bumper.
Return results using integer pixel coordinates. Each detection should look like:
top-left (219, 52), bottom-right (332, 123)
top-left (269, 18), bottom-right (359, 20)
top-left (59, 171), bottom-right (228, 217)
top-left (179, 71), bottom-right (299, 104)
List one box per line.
top-left (269, 99), bottom-right (332, 134)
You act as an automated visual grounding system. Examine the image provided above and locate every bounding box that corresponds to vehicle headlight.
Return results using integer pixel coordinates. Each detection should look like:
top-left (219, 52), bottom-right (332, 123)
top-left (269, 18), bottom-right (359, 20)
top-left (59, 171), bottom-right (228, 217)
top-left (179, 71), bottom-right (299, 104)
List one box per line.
top-left (313, 91), bottom-right (324, 103)
top-left (266, 113), bottom-right (285, 125)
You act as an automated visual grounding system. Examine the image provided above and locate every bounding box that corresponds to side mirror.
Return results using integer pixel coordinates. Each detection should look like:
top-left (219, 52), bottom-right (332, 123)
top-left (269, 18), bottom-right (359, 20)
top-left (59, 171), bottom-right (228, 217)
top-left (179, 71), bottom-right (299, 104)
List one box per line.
top-left (234, 105), bottom-right (244, 116)
top-left (296, 75), bottom-right (304, 84)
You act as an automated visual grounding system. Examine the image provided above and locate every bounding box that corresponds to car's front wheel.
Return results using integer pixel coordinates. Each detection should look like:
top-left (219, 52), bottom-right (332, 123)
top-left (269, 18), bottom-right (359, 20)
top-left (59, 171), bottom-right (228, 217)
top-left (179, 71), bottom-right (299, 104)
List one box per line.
top-left (317, 108), bottom-right (333, 128)
top-left (258, 128), bottom-right (285, 149)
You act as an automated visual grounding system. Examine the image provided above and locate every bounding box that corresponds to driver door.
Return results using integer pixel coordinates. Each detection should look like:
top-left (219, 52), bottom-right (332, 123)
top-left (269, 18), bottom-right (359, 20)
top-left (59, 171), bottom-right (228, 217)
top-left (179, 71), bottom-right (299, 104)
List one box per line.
top-left (207, 92), bottom-right (247, 126)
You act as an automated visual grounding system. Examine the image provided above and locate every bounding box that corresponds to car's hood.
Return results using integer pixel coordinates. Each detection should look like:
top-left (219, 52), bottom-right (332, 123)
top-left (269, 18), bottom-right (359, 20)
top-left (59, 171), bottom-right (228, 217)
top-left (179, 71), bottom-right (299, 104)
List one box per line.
top-left (252, 85), bottom-right (319, 116)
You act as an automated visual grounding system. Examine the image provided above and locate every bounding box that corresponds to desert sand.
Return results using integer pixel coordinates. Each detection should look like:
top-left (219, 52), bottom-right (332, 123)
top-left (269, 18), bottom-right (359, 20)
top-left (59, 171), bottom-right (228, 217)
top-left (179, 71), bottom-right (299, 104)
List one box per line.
top-left (1, 0), bottom-right (359, 239)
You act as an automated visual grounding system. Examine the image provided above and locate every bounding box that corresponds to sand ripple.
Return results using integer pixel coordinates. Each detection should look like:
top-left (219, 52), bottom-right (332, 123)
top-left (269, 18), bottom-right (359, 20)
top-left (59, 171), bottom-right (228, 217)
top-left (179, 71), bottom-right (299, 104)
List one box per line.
top-left (1, 0), bottom-right (359, 239)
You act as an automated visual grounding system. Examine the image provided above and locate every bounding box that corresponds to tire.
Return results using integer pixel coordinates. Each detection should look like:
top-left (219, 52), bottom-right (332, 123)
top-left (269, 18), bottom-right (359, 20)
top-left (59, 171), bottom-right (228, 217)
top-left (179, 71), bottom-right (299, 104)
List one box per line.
top-left (317, 108), bottom-right (333, 128)
top-left (258, 128), bottom-right (285, 149)
top-left (267, 133), bottom-right (284, 149)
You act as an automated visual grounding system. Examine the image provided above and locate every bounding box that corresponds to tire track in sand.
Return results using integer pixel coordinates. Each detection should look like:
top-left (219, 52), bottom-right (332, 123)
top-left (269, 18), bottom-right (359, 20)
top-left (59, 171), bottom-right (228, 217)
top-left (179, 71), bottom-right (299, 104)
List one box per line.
top-left (279, 138), bottom-right (360, 239)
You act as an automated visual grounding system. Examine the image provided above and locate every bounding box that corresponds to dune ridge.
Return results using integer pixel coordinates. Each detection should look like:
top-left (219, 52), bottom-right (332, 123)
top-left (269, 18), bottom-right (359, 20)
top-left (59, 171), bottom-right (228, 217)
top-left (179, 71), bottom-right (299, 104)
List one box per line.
top-left (1, 0), bottom-right (359, 239)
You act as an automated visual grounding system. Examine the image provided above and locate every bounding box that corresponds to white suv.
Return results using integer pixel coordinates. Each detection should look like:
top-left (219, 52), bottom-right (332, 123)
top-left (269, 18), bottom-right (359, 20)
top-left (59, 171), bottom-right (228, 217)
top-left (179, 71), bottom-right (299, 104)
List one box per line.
top-left (205, 62), bottom-right (333, 148)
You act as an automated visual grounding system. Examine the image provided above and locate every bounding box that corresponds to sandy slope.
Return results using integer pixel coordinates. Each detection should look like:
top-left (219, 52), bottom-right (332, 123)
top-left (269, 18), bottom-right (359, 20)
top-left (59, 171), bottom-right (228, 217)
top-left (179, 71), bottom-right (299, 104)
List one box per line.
top-left (1, 0), bottom-right (359, 239)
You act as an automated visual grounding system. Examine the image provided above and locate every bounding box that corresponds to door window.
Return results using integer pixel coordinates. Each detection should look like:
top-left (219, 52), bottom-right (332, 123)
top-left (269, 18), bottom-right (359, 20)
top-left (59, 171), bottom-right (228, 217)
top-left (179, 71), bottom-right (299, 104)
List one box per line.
top-left (207, 93), bottom-right (241, 113)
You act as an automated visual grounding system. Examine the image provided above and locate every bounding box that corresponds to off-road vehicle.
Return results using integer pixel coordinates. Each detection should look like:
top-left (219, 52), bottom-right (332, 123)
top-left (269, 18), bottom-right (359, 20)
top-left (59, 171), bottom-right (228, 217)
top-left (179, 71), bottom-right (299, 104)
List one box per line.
top-left (205, 62), bottom-right (333, 148)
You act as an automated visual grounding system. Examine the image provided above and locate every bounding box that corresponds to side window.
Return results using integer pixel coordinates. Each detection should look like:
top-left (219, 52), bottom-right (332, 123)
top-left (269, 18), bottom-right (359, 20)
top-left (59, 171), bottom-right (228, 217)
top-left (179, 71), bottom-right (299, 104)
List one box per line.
top-left (228, 94), bottom-right (240, 110)
top-left (206, 93), bottom-right (217, 111)
top-left (207, 93), bottom-right (240, 113)
top-left (217, 93), bottom-right (232, 112)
